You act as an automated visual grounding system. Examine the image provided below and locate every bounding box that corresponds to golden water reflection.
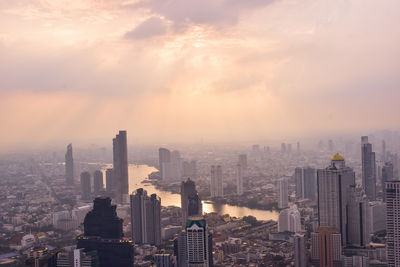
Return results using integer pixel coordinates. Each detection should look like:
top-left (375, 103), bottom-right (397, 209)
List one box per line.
top-left (127, 164), bottom-right (278, 221)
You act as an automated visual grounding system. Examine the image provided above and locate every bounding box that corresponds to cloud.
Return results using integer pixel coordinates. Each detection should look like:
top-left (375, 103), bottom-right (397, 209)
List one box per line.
top-left (125, 16), bottom-right (167, 39)
top-left (131, 0), bottom-right (276, 29)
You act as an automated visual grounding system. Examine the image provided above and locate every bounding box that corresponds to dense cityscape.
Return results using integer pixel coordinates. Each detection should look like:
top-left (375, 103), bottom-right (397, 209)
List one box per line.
top-left (0, 130), bottom-right (399, 266)
top-left (1, 1), bottom-right (400, 266)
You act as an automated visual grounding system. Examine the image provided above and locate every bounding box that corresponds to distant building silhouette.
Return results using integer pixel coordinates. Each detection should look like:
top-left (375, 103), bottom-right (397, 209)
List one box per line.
top-left (159, 148), bottom-right (171, 181)
top-left (210, 165), bottom-right (223, 198)
top-left (130, 188), bottom-right (161, 246)
top-left (80, 171), bottom-right (91, 201)
top-left (278, 178), bottom-right (288, 209)
top-left (93, 170), bottom-right (104, 196)
top-left (77, 197), bottom-right (134, 267)
top-left (181, 179), bottom-right (202, 226)
top-left (361, 136), bottom-right (376, 200)
top-left (65, 144), bottom-right (74, 185)
top-left (112, 130), bottom-right (129, 203)
top-left (382, 162), bottom-right (394, 201)
top-left (236, 164), bottom-right (244, 195)
top-left (105, 168), bottom-right (113, 194)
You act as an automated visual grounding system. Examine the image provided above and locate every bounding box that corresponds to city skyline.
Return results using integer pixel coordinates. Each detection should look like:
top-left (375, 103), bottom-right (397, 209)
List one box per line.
top-left (1, 0), bottom-right (400, 149)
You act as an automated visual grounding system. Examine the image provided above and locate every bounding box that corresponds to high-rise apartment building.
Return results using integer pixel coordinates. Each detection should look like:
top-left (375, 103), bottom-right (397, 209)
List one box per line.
top-left (236, 164), bottom-right (244, 195)
top-left (368, 201), bottom-right (386, 233)
top-left (186, 217), bottom-right (209, 267)
top-left (210, 165), bottom-right (223, 198)
top-left (295, 167), bottom-right (303, 199)
top-left (361, 136), bottom-right (376, 200)
top-left (80, 171), bottom-right (91, 201)
top-left (130, 188), bottom-right (161, 246)
top-left (159, 148), bottom-right (171, 180)
top-left (77, 197), bottom-right (134, 267)
top-left (385, 181), bottom-right (400, 266)
top-left (154, 254), bottom-right (175, 267)
top-left (181, 179), bottom-right (202, 226)
top-left (303, 167), bottom-right (317, 200)
top-left (93, 170), bottom-right (104, 196)
top-left (294, 234), bottom-right (306, 267)
top-left (278, 178), bottom-right (289, 209)
top-left (278, 205), bottom-right (301, 233)
top-left (105, 168), bottom-right (113, 194)
top-left (112, 130), bottom-right (129, 203)
top-left (317, 154), bottom-right (355, 245)
top-left (295, 167), bottom-right (316, 200)
top-left (382, 162), bottom-right (394, 201)
top-left (65, 144), bottom-right (74, 185)
top-left (346, 186), bottom-right (370, 247)
top-left (311, 227), bottom-right (342, 267)
top-left (382, 140), bottom-right (386, 162)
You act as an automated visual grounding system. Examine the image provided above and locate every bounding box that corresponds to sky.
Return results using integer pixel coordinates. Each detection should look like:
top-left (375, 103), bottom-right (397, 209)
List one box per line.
top-left (0, 0), bottom-right (399, 149)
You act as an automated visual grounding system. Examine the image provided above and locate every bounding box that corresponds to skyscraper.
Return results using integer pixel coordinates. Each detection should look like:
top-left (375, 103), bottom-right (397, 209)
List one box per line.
top-left (346, 186), bottom-right (370, 247)
top-left (311, 227), bottom-right (342, 267)
top-left (385, 181), bottom-right (400, 266)
top-left (186, 217), bottom-right (209, 267)
top-left (236, 164), bottom-right (244, 195)
top-left (382, 140), bottom-right (386, 162)
top-left (77, 197), bottom-right (134, 267)
top-left (80, 171), bottom-right (91, 201)
top-left (159, 148), bottom-right (171, 180)
top-left (93, 170), bottom-right (104, 196)
top-left (317, 154), bottom-right (355, 245)
top-left (105, 168), bottom-right (113, 194)
top-left (294, 234), bottom-right (306, 267)
top-left (130, 188), bottom-right (161, 246)
top-left (303, 167), bottom-right (317, 200)
top-left (382, 162), bottom-right (394, 201)
top-left (65, 144), bottom-right (74, 185)
top-left (295, 167), bottom-right (304, 199)
top-left (181, 179), bottom-right (202, 226)
top-left (278, 178), bottom-right (288, 209)
top-left (210, 165), bottom-right (223, 198)
top-left (361, 136), bottom-right (376, 200)
top-left (112, 130), bottom-right (129, 203)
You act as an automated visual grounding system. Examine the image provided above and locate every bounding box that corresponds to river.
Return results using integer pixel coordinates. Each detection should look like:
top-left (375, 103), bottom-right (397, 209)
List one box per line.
top-left (124, 164), bottom-right (278, 221)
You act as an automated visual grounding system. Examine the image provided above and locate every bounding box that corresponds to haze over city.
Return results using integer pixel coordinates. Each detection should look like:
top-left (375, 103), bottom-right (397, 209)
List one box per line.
top-left (1, 0), bottom-right (400, 149)
top-left (2, 1), bottom-right (400, 267)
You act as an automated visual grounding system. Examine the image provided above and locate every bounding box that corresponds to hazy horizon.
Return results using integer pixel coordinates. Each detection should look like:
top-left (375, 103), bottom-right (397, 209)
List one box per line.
top-left (1, 0), bottom-right (400, 149)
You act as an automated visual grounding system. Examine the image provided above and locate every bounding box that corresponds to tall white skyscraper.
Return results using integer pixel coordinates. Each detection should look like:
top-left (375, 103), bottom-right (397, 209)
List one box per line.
top-left (317, 154), bottom-right (355, 245)
top-left (210, 165), bottom-right (223, 198)
top-left (385, 181), bottom-right (400, 266)
top-left (278, 205), bottom-right (301, 233)
top-left (361, 136), bottom-right (376, 200)
top-left (236, 164), bottom-right (244, 195)
top-left (278, 178), bottom-right (289, 209)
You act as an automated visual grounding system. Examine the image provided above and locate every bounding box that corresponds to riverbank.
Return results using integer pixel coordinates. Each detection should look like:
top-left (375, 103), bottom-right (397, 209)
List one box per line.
top-left (143, 173), bottom-right (279, 212)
